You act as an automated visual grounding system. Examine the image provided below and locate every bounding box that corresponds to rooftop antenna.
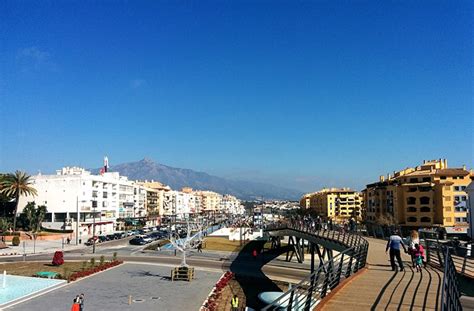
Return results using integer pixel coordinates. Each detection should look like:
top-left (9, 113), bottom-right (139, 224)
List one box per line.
top-left (104, 156), bottom-right (109, 173)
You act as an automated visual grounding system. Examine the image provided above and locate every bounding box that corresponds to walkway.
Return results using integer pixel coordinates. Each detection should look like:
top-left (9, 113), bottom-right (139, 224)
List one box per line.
top-left (320, 238), bottom-right (442, 311)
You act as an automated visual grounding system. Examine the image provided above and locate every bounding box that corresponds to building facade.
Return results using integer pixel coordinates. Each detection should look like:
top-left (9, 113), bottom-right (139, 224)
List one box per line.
top-left (18, 167), bottom-right (143, 238)
top-left (300, 188), bottom-right (363, 222)
top-left (364, 159), bottom-right (473, 231)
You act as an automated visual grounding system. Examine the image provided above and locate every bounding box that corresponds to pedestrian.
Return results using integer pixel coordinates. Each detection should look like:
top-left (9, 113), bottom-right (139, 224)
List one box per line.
top-left (385, 230), bottom-right (407, 271)
top-left (71, 296), bottom-right (80, 311)
top-left (413, 243), bottom-right (425, 272)
top-left (197, 242), bottom-right (203, 253)
top-left (407, 230), bottom-right (420, 267)
top-left (252, 248), bottom-right (258, 260)
top-left (231, 294), bottom-right (239, 311)
top-left (79, 293), bottom-right (84, 311)
top-left (67, 237), bottom-right (71, 245)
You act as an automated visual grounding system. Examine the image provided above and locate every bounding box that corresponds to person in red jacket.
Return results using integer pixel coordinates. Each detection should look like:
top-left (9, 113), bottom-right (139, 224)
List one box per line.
top-left (71, 296), bottom-right (80, 311)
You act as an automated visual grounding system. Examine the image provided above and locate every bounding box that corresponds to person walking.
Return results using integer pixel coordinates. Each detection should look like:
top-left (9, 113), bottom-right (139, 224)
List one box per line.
top-left (407, 230), bottom-right (420, 267)
top-left (231, 294), bottom-right (239, 311)
top-left (79, 293), bottom-right (84, 311)
top-left (413, 243), bottom-right (425, 272)
top-left (385, 230), bottom-right (407, 271)
top-left (71, 296), bottom-right (80, 311)
top-left (252, 248), bottom-right (258, 260)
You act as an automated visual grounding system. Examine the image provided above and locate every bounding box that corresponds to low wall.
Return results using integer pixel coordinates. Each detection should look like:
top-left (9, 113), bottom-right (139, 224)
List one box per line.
top-left (210, 227), bottom-right (263, 241)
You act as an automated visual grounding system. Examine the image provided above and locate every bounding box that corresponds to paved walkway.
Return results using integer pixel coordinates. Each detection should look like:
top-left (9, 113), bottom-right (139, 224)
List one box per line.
top-left (321, 238), bottom-right (442, 311)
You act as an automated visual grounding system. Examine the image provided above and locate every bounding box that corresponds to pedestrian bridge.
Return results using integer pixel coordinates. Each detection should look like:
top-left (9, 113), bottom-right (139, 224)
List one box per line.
top-left (263, 224), bottom-right (469, 310)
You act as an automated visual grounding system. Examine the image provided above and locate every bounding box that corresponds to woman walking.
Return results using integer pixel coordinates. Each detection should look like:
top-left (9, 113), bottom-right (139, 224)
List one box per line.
top-left (408, 230), bottom-right (420, 268)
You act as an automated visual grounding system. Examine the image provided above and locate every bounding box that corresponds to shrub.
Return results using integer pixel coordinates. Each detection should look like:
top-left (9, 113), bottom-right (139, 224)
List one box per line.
top-left (112, 252), bottom-right (117, 261)
top-left (90, 257), bottom-right (95, 267)
top-left (81, 261), bottom-right (88, 271)
top-left (99, 255), bottom-right (105, 266)
top-left (52, 251), bottom-right (64, 266)
top-left (12, 236), bottom-right (20, 246)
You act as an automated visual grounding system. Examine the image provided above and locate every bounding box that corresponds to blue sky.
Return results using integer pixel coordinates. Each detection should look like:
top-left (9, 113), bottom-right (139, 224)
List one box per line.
top-left (1, 1), bottom-right (472, 192)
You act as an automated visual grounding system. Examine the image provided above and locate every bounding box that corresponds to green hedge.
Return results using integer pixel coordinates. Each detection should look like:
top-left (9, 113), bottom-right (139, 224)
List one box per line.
top-left (41, 227), bottom-right (74, 234)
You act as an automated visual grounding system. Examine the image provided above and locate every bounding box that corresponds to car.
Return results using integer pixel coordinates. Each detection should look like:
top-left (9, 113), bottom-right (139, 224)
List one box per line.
top-left (114, 232), bottom-right (126, 239)
top-left (85, 236), bottom-right (98, 246)
top-left (106, 234), bottom-right (116, 240)
top-left (129, 237), bottom-right (147, 245)
top-left (126, 230), bottom-right (135, 236)
top-left (98, 235), bottom-right (108, 243)
top-left (141, 235), bottom-right (154, 243)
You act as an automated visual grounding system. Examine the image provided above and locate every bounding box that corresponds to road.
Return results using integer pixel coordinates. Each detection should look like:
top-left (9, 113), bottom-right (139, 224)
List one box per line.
top-left (0, 236), bottom-right (311, 283)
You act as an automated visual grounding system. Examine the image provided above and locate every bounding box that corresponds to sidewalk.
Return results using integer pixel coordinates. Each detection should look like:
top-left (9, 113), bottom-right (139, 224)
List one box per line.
top-left (0, 239), bottom-right (86, 256)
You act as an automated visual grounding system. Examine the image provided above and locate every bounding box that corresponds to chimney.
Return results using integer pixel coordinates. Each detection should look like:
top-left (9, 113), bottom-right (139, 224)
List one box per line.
top-left (379, 175), bottom-right (385, 182)
top-left (444, 159), bottom-right (448, 168)
top-left (463, 165), bottom-right (466, 170)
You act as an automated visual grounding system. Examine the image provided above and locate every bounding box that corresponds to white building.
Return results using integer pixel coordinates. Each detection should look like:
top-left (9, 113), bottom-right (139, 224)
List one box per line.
top-left (18, 167), bottom-right (143, 240)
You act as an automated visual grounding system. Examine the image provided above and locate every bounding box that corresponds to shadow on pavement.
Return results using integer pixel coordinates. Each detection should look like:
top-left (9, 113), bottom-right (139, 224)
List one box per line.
top-left (229, 240), bottom-right (290, 310)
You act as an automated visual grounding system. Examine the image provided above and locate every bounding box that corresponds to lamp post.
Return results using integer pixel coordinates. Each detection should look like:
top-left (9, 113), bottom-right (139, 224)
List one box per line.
top-left (92, 201), bottom-right (97, 254)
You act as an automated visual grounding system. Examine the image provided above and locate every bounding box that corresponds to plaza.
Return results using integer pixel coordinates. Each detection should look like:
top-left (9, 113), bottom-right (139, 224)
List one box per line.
top-left (6, 263), bottom-right (221, 311)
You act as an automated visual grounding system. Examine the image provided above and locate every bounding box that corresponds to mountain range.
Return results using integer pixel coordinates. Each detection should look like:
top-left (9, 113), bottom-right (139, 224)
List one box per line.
top-left (92, 158), bottom-right (302, 201)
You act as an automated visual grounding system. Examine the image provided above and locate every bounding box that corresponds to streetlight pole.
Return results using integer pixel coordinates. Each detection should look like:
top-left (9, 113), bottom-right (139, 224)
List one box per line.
top-left (92, 201), bottom-right (96, 254)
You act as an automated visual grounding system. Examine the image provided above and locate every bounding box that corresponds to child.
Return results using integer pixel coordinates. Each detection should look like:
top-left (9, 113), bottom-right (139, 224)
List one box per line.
top-left (413, 243), bottom-right (425, 272)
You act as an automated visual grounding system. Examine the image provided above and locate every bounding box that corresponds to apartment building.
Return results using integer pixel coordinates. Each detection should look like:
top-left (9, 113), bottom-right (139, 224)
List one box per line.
top-left (300, 188), bottom-right (363, 222)
top-left (364, 159), bottom-right (473, 232)
top-left (18, 167), bottom-right (140, 236)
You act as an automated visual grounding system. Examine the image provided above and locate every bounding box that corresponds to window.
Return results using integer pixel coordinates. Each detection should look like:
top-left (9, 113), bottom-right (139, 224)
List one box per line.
top-left (408, 187), bottom-right (417, 192)
top-left (407, 217), bottom-right (417, 223)
top-left (420, 197), bottom-right (430, 204)
top-left (461, 196), bottom-right (467, 201)
top-left (420, 217), bottom-right (431, 223)
top-left (407, 206), bottom-right (417, 212)
top-left (407, 197), bottom-right (416, 204)
top-left (445, 196), bottom-right (451, 201)
top-left (441, 176), bottom-right (447, 180)
top-left (455, 217), bottom-right (462, 223)
top-left (454, 186), bottom-right (460, 191)
top-left (422, 177), bottom-right (431, 182)
top-left (461, 186), bottom-right (466, 190)
top-left (410, 178), bottom-right (418, 183)
top-left (420, 206), bottom-right (430, 212)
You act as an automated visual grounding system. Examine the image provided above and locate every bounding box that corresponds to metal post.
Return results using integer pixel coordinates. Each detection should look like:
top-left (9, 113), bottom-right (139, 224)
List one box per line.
top-left (76, 196), bottom-right (79, 245)
top-left (92, 203), bottom-right (96, 254)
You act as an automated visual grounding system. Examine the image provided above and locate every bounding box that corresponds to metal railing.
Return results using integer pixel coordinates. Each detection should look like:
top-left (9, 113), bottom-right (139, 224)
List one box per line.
top-left (441, 246), bottom-right (463, 311)
top-left (265, 222), bottom-right (367, 249)
top-left (262, 224), bottom-right (369, 310)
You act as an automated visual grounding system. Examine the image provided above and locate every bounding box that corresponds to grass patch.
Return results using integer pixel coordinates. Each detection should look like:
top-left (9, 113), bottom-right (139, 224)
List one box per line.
top-left (202, 237), bottom-right (273, 252)
top-left (0, 261), bottom-right (84, 278)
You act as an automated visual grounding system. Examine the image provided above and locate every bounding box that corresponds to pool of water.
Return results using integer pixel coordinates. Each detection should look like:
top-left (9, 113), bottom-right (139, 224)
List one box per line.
top-left (0, 274), bottom-right (66, 306)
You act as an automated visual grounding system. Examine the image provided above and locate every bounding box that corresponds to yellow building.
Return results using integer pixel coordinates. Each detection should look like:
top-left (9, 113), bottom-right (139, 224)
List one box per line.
top-left (364, 159), bottom-right (473, 230)
top-left (300, 188), bottom-right (363, 222)
top-left (137, 181), bottom-right (171, 218)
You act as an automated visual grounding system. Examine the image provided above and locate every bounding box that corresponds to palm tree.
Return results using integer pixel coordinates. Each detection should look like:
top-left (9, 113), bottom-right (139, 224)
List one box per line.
top-left (0, 171), bottom-right (37, 231)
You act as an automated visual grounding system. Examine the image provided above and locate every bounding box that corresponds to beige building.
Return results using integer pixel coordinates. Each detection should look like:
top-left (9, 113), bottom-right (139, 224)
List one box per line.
top-left (364, 159), bottom-right (473, 230)
top-left (300, 188), bottom-right (363, 222)
top-left (137, 181), bottom-right (171, 220)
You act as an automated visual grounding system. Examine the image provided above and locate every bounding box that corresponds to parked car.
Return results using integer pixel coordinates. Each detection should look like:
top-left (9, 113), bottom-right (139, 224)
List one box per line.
top-left (98, 235), bottom-right (108, 243)
top-left (126, 230), bottom-right (135, 236)
top-left (114, 232), bottom-right (126, 239)
top-left (129, 237), bottom-right (148, 245)
top-left (106, 234), bottom-right (116, 240)
top-left (85, 236), bottom-right (98, 246)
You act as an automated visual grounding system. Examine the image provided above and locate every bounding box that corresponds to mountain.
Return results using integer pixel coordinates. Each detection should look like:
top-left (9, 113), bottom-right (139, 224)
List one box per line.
top-left (92, 158), bottom-right (302, 201)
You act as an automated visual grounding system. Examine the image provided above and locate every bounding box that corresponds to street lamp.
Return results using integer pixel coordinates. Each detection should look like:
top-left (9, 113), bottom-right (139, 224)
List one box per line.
top-left (92, 200), bottom-right (97, 254)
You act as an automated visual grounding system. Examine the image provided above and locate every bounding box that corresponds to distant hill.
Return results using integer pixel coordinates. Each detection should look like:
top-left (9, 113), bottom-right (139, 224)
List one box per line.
top-left (92, 158), bottom-right (302, 201)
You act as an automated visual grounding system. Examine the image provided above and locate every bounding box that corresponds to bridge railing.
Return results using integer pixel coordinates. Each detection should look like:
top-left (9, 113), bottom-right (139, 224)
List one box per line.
top-left (262, 223), bottom-right (369, 310)
top-left (441, 246), bottom-right (463, 311)
top-left (265, 222), bottom-right (367, 249)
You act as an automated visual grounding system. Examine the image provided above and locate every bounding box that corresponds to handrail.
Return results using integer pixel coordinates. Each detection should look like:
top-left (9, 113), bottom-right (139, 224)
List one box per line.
top-left (441, 246), bottom-right (463, 311)
top-left (262, 223), bottom-right (369, 310)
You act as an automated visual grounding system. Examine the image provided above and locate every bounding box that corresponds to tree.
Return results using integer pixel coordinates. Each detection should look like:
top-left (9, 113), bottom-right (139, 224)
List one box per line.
top-left (22, 202), bottom-right (47, 233)
top-left (0, 171), bottom-right (37, 231)
top-left (169, 216), bottom-right (204, 267)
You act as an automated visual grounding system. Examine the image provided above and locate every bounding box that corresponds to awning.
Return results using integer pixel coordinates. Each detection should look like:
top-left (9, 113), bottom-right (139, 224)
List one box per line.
top-left (445, 226), bottom-right (468, 234)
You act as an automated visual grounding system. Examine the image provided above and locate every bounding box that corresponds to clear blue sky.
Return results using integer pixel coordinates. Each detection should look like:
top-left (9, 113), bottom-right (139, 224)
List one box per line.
top-left (1, 1), bottom-right (472, 192)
